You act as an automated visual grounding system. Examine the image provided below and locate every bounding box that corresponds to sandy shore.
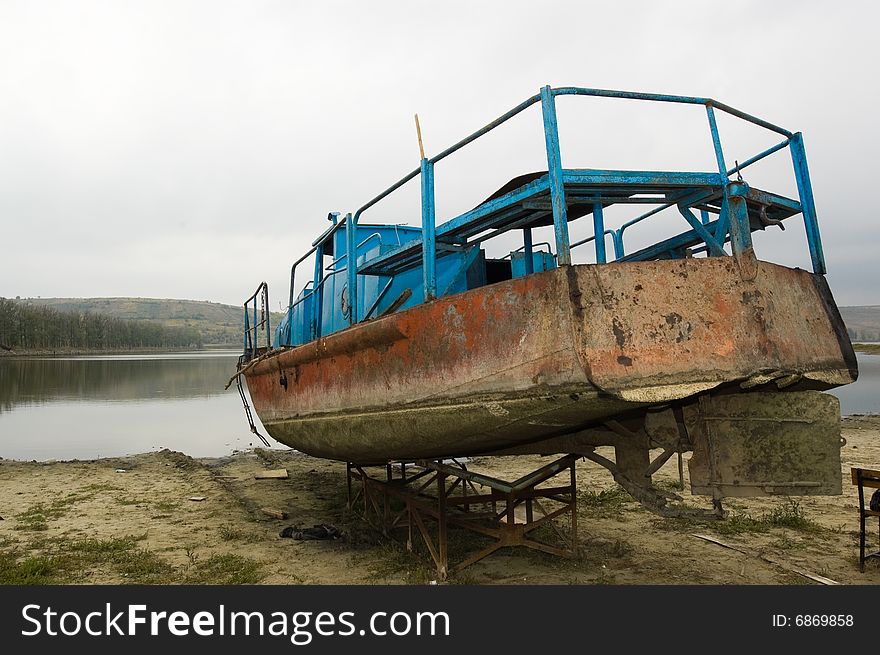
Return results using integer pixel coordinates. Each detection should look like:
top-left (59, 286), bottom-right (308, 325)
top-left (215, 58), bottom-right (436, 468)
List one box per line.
top-left (2, 416), bottom-right (879, 585)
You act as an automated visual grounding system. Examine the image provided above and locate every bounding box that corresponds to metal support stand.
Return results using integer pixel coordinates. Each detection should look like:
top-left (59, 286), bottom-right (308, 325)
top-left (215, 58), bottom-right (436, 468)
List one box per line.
top-left (347, 455), bottom-right (579, 580)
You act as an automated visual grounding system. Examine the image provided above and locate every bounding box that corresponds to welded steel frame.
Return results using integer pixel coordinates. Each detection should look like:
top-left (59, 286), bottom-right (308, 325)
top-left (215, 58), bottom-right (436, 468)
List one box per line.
top-left (246, 84), bottom-right (825, 356)
top-left (345, 84), bottom-right (823, 323)
top-left (346, 455), bottom-right (579, 580)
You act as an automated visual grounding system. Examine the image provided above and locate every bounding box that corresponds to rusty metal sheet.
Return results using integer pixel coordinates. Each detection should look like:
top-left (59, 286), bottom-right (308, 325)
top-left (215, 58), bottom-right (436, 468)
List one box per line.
top-left (686, 391), bottom-right (843, 497)
top-left (567, 258), bottom-right (857, 403)
top-left (244, 258), bottom-right (856, 463)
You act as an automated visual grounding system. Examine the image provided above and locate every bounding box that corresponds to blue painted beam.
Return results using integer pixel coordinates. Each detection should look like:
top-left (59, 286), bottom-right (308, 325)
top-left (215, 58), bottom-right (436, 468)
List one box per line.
top-left (611, 230), bottom-right (624, 260)
top-left (726, 139), bottom-right (790, 177)
top-left (439, 176), bottom-right (550, 238)
top-left (553, 87), bottom-right (792, 137)
top-left (345, 212), bottom-right (357, 325)
top-left (523, 228), bottom-right (534, 274)
top-left (541, 85), bottom-right (571, 266)
top-left (311, 243), bottom-right (324, 340)
top-left (619, 219), bottom-right (727, 262)
top-left (592, 202), bottom-right (606, 263)
top-left (677, 205), bottom-right (726, 256)
top-left (743, 187), bottom-right (801, 215)
top-left (727, 183), bottom-right (754, 258)
top-left (421, 158), bottom-right (437, 300)
top-left (358, 176), bottom-right (551, 275)
top-left (563, 169), bottom-right (723, 188)
top-left (789, 132), bottom-right (826, 274)
top-left (706, 106), bottom-right (728, 177)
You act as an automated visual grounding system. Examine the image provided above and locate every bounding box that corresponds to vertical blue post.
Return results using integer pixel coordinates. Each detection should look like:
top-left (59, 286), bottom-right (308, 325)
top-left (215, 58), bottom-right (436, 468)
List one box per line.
top-left (523, 228), bottom-right (534, 274)
top-left (706, 105), bottom-right (728, 181)
top-left (421, 158), bottom-right (437, 300)
top-left (612, 230), bottom-right (624, 260)
top-left (242, 306), bottom-right (249, 356)
top-left (789, 132), bottom-right (826, 274)
top-left (264, 286), bottom-right (270, 348)
top-left (345, 212), bottom-right (357, 325)
top-left (311, 244), bottom-right (324, 340)
top-left (251, 300), bottom-right (258, 350)
top-left (700, 209), bottom-right (710, 225)
top-left (540, 85), bottom-right (571, 266)
top-left (592, 202), bottom-right (606, 263)
top-left (706, 104), bottom-right (751, 256)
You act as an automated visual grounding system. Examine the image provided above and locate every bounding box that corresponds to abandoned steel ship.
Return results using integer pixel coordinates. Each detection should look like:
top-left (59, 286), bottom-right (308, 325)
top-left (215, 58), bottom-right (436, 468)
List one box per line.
top-left (235, 85), bottom-right (857, 507)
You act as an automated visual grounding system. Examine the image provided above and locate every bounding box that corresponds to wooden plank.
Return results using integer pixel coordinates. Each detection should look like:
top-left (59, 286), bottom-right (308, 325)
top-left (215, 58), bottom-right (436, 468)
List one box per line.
top-left (691, 534), bottom-right (839, 585)
top-left (851, 467), bottom-right (880, 486)
top-left (260, 507), bottom-right (288, 520)
top-left (254, 469), bottom-right (289, 480)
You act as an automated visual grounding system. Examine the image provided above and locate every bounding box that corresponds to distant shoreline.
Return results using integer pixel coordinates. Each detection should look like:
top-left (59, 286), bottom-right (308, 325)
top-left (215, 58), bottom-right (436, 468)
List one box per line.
top-left (0, 344), bottom-right (241, 358)
top-left (853, 343), bottom-right (880, 355)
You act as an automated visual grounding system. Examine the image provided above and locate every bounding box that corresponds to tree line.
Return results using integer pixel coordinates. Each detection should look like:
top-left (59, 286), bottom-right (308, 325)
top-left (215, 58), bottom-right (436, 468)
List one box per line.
top-left (0, 298), bottom-right (202, 351)
top-left (846, 327), bottom-right (880, 342)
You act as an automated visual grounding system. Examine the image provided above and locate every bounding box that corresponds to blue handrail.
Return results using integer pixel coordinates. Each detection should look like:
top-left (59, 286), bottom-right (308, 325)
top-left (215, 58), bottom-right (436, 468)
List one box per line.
top-left (243, 282), bottom-right (270, 360)
top-left (341, 85), bottom-right (820, 324)
top-left (251, 84), bottom-right (823, 357)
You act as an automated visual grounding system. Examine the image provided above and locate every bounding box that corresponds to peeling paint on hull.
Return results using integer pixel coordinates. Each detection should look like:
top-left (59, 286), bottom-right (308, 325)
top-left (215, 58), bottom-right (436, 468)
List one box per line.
top-left (243, 258), bottom-right (857, 463)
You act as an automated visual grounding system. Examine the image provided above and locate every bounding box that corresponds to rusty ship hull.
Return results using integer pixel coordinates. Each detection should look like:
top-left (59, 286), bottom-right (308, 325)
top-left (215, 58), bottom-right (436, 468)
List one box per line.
top-left (242, 257), bottom-right (857, 464)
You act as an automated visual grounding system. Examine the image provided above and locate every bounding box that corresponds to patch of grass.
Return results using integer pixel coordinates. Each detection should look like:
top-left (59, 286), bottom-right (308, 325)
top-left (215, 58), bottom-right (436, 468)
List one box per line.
top-left (184, 554), bottom-right (265, 585)
top-left (63, 535), bottom-right (172, 583)
top-left (361, 542), bottom-right (434, 584)
top-left (853, 343), bottom-right (880, 355)
top-left (13, 491), bottom-right (101, 531)
top-left (713, 512), bottom-right (770, 536)
top-left (651, 498), bottom-right (823, 536)
top-left (217, 525), bottom-right (261, 543)
top-left (771, 531), bottom-right (805, 551)
top-left (117, 550), bottom-right (174, 583)
top-left (1, 534), bottom-right (171, 584)
top-left (82, 483), bottom-right (122, 493)
top-left (115, 497), bottom-right (143, 506)
top-left (0, 549), bottom-right (72, 584)
top-left (153, 501), bottom-right (179, 512)
top-left (13, 505), bottom-right (50, 531)
top-left (766, 499), bottom-right (821, 532)
top-left (218, 525), bottom-right (242, 541)
top-left (579, 486), bottom-right (630, 519)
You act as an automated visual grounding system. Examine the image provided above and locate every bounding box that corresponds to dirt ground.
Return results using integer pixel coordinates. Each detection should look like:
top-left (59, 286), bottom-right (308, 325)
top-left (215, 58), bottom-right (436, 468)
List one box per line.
top-left (2, 416), bottom-right (879, 585)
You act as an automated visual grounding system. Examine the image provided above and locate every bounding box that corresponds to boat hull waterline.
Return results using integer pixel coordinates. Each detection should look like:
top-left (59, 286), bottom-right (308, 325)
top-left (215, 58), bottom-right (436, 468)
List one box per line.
top-left (242, 257), bottom-right (856, 464)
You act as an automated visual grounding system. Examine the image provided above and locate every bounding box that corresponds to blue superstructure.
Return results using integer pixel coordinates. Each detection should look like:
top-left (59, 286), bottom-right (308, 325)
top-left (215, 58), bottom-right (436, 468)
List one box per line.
top-left (243, 85), bottom-right (824, 360)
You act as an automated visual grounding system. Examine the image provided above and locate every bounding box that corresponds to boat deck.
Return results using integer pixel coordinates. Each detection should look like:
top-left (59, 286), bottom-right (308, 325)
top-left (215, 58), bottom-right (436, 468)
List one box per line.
top-left (359, 168), bottom-right (802, 276)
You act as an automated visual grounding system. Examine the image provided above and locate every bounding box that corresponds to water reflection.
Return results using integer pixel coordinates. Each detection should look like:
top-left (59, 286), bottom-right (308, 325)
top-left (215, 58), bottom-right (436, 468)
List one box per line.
top-left (0, 351), bottom-right (273, 461)
top-left (0, 351), bottom-right (239, 412)
top-left (830, 352), bottom-right (880, 415)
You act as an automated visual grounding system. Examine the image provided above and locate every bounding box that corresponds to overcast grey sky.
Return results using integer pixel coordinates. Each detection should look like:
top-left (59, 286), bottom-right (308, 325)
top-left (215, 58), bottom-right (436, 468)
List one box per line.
top-left (1, 0), bottom-right (877, 307)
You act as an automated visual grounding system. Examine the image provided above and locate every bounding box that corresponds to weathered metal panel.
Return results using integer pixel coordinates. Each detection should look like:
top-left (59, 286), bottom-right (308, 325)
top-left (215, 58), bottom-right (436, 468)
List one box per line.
top-left (566, 258), bottom-right (856, 403)
top-left (686, 391), bottom-right (843, 497)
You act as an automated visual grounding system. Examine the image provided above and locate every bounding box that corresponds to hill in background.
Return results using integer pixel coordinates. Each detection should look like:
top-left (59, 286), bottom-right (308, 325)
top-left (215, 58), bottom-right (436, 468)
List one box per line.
top-left (839, 306), bottom-right (880, 342)
top-left (26, 297), bottom-right (283, 346)
top-left (19, 298), bottom-right (880, 346)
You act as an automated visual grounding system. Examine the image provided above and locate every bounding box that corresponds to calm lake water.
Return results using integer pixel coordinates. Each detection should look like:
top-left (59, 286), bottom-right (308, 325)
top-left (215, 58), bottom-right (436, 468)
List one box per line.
top-left (0, 351), bottom-right (273, 461)
top-left (0, 351), bottom-right (877, 462)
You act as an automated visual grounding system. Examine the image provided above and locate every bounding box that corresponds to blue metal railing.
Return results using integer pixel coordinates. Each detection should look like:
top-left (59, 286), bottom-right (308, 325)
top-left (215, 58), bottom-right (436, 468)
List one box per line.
top-left (341, 84), bottom-right (824, 329)
top-left (243, 282), bottom-right (270, 361)
top-left (245, 84), bottom-right (824, 358)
